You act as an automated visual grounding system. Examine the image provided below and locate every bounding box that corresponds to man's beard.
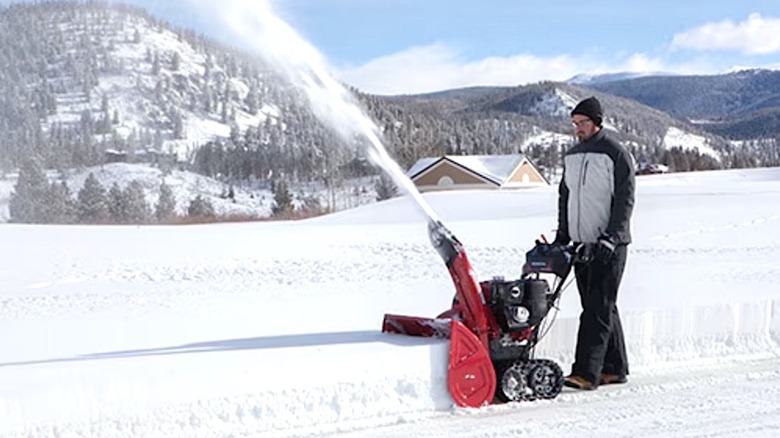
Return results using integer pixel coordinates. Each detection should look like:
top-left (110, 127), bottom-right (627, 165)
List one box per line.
top-left (576, 132), bottom-right (591, 142)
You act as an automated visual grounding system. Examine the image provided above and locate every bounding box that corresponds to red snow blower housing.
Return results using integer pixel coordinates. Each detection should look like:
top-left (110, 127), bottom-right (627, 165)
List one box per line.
top-left (382, 220), bottom-right (577, 408)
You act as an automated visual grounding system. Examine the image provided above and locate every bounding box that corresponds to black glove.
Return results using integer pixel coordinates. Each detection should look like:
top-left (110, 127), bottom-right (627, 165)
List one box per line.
top-left (594, 234), bottom-right (617, 262)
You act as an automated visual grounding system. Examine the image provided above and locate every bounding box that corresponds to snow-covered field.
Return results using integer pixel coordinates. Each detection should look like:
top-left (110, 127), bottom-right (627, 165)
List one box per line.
top-left (1, 167), bottom-right (780, 437)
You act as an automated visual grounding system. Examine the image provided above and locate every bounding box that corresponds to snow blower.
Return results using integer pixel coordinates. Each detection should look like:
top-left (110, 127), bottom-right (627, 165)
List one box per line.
top-left (382, 219), bottom-right (578, 408)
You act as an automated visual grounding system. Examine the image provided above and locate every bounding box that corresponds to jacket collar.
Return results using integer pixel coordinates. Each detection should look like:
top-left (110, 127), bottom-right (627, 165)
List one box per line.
top-left (584, 129), bottom-right (605, 144)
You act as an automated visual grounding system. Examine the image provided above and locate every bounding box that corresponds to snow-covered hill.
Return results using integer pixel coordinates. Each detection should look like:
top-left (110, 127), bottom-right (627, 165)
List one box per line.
top-left (527, 89), bottom-right (580, 117)
top-left (66, 163), bottom-right (273, 217)
top-left (1, 2), bottom-right (354, 188)
top-left (41, 7), bottom-right (277, 160)
top-left (0, 163), bottom-right (272, 219)
top-left (0, 162), bottom-right (381, 222)
top-left (664, 126), bottom-right (721, 160)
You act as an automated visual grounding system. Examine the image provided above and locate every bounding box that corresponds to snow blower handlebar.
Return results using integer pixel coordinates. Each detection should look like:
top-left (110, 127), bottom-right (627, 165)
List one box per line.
top-left (522, 242), bottom-right (596, 315)
top-left (522, 241), bottom-right (577, 279)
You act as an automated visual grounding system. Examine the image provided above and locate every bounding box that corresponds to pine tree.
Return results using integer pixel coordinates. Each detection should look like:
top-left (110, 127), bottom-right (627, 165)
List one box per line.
top-left (172, 111), bottom-right (184, 139)
top-left (9, 159), bottom-right (49, 223)
top-left (300, 193), bottom-right (323, 216)
top-left (272, 180), bottom-right (293, 216)
top-left (170, 51), bottom-right (181, 71)
top-left (155, 181), bottom-right (176, 222)
top-left (123, 180), bottom-right (150, 223)
top-left (108, 182), bottom-right (126, 222)
top-left (45, 181), bottom-right (77, 224)
top-left (374, 174), bottom-right (399, 201)
top-left (151, 52), bottom-right (161, 75)
top-left (187, 195), bottom-right (215, 218)
top-left (77, 173), bottom-right (109, 223)
top-left (246, 83), bottom-right (259, 115)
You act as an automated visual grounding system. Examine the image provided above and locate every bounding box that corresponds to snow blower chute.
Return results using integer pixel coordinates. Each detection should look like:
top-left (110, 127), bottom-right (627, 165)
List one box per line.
top-left (382, 219), bottom-right (577, 408)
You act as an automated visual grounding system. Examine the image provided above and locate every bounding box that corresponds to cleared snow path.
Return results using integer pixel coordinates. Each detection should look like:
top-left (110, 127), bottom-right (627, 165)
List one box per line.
top-left (328, 355), bottom-right (780, 438)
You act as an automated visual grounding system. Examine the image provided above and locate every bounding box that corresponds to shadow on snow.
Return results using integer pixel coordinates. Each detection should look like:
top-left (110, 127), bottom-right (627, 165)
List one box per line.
top-left (0, 330), bottom-right (439, 368)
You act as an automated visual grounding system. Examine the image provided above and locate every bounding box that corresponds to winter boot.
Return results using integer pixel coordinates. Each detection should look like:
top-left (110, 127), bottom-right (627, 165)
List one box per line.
top-left (564, 375), bottom-right (596, 390)
top-left (600, 373), bottom-right (628, 385)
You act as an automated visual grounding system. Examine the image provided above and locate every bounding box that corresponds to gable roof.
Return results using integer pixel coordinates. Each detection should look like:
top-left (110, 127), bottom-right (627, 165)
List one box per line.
top-left (406, 157), bottom-right (440, 179)
top-left (407, 154), bottom-right (528, 186)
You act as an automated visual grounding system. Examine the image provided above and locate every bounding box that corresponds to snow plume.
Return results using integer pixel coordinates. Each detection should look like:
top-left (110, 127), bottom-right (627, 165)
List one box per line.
top-left (192, 0), bottom-right (439, 223)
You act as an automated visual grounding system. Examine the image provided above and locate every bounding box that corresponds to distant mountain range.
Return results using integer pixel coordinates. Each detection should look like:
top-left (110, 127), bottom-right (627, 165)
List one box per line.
top-left (376, 80), bottom-right (756, 170)
top-left (588, 69), bottom-right (780, 140)
top-left (0, 0), bottom-right (778, 201)
top-left (566, 71), bottom-right (680, 85)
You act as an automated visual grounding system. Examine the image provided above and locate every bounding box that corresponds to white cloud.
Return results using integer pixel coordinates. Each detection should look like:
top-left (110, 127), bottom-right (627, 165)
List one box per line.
top-left (334, 45), bottom-right (721, 95)
top-left (620, 53), bottom-right (666, 73)
top-left (671, 13), bottom-right (780, 55)
top-left (335, 44), bottom-right (582, 95)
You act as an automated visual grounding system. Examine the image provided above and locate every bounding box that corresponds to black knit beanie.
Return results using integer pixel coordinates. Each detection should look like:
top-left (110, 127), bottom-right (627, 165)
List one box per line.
top-left (571, 96), bottom-right (603, 127)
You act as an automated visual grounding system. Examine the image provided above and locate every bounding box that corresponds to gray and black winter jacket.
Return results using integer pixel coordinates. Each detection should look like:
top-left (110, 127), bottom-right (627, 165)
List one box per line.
top-left (556, 130), bottom-right (635, 245)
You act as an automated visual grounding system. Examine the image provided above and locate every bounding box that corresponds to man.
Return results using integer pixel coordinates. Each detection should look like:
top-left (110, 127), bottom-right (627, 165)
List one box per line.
top-left (554, 96), bottom-right (635, 390)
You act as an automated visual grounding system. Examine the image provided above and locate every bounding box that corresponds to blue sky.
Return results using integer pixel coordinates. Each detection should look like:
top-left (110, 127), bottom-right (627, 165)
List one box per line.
top-left (6, 0), bottom-right (780, 94)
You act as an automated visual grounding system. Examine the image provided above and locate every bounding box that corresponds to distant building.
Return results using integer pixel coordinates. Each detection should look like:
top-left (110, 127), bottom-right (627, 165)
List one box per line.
top-left (105, 149), bottom-right (128, 163)
top-left (135, 149), bottom-right (178, 167)
top-left (636, 162), bottom-right (669, 175)
top-left (407, 154), bottom-right (549, 192)
top-left (103, 148), bottom-right (178, 167)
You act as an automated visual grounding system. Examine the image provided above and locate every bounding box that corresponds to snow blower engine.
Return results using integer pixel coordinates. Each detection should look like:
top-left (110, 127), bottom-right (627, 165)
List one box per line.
top-left (382, 219), bottom-right (577, 408)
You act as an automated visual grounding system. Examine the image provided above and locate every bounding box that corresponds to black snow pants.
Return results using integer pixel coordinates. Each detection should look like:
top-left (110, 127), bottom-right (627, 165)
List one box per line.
top-left (570, 244), bottom-right (629, 386)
